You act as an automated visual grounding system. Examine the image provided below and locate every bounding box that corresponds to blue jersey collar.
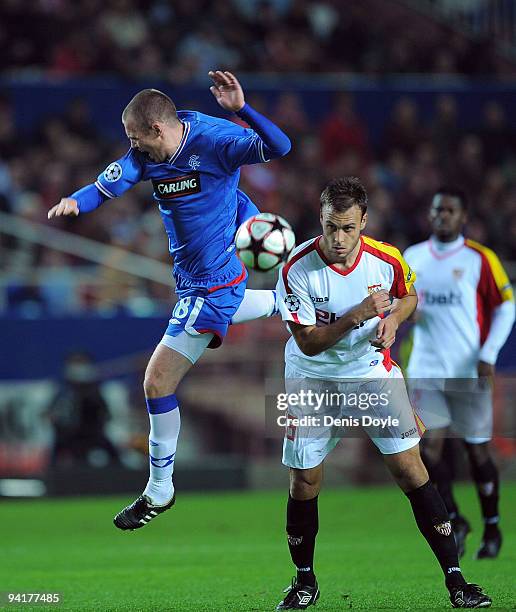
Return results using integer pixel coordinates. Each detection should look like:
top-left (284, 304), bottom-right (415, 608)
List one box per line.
top-left (168, 121), bottom-right (190, 165)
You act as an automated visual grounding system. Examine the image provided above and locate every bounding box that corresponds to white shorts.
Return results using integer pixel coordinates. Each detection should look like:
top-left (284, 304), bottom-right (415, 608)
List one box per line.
top-left (282, 363), bottom-right (422, 469)
top-left (409, 378), bottom-right (493, 444)
top-left (160, 331), bottom-right (213, 364)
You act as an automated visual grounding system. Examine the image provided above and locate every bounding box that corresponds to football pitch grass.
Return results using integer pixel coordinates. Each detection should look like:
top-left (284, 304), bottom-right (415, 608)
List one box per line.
top-left (1, 483), bottom-right (514, 611)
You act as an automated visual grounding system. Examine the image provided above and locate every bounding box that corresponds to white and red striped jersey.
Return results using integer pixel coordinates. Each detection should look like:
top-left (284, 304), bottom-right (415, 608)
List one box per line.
top-left (404, 235), bottom-right (514, 378)
top-left (276, 235), bottom-right (416, 379)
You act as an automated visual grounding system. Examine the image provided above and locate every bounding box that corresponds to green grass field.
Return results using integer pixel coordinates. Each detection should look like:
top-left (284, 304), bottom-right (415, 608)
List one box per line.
top-left (1, 483), bottom-right (514, 611)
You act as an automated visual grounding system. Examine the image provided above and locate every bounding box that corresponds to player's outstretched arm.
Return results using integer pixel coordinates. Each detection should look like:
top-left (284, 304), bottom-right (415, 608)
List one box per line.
top-left (209, 70), bottom-right (291, 160)
top-left (289, 290), bottom-right (393, 357)
top-left (48, 197), bottom-right (79, 219)
top-left (48, 150), bottom-right (142, 221)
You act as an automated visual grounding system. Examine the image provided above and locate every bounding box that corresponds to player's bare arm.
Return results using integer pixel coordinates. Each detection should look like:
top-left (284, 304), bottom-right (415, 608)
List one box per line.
top-left (208, 70), bottom-right (245, 112)
top-left (372, 285), bottom-right (418, 350)
top-left (288, 289), bottom-right (392, 357)
top-left (47, 197), bottom-right (79, 219)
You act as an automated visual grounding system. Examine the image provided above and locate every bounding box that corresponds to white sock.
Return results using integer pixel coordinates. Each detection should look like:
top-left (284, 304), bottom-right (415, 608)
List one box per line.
top-left (231, 289), bottom-right (278, 324)
top-left (143, 396), bottom-right (180, 506)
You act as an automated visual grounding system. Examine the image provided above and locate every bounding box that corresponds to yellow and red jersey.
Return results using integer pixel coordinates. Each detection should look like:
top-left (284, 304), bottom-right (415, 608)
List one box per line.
top-left (404, 235), bottom-right (514, 378)
top-left (276, 234), bottom-right (415, 379)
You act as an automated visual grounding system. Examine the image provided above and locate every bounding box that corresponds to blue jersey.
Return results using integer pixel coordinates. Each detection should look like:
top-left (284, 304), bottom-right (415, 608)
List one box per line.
top-left (95, 110), bottom-right (275, 278)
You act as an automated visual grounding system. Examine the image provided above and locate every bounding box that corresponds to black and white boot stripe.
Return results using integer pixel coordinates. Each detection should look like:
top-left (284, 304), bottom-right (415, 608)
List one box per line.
top-left (114, 494), bottom-right (175, 531)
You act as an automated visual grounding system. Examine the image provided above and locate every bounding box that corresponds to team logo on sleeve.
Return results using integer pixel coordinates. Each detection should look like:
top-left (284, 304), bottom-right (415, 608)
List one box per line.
top-left (103, 162), bottom-right (122, 182)
top-left (284, 294), bottom-right (301, 313)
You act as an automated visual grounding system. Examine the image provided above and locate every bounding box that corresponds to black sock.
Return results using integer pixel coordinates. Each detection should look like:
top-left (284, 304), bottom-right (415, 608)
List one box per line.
top-left (286, 494), bottom-right (318, 586)
top-left (406, 480), bottom-right (466, 589)
top-left (422, 454), bottom-right (460, 519)
top-left (470, 457), bottom-right (500, 535)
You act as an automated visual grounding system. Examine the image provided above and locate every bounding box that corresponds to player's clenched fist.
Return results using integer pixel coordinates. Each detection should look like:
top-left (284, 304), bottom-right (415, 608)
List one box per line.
top-left (359, 289), bottom-right (392, 320)
top-left (48, 198), bottom-right (79, 219)
top-left (371, 315), bottom-right (398, 350)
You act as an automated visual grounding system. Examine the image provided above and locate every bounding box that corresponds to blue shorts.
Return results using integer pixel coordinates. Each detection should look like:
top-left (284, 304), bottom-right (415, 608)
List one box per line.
top-left (165, 257), bottom-right (247, 349)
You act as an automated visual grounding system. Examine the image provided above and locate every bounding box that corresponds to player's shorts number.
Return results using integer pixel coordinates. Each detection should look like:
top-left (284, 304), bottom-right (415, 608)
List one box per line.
top-left (170, 297), bottom-right (192, 325)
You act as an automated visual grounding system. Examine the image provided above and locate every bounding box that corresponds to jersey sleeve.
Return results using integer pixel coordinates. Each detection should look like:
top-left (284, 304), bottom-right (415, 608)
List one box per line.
top-left (477, 246), bottom-right (514, 306)
top-left (94, 148), bottom-right (144, 199)
top-left (215, 123), bottom-right (269, 174)
top-left (276, 261), bottom-right (316, 326)
top-left (390, 249), bottom-right (416, 298)
top-left (474, 244), bottom-right (514, 345)
top-left (71, 183), bottom-right (107, 213)
top-left (478, 300), bottom-right (515, 364)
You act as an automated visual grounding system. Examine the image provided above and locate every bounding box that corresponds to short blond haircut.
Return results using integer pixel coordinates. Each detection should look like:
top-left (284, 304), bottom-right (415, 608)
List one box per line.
top-left (122, 89), bottom-right (178, 132)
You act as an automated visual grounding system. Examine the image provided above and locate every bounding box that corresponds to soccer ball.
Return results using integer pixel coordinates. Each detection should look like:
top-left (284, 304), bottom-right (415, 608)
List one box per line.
top-left (235, 213), bottom-right (296, 272)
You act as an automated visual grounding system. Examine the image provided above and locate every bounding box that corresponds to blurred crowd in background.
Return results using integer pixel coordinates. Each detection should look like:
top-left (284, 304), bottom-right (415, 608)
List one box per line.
top-left (0, 0), bottom-right (508, 79)
top-left (0, 0), bottom-right (515, 316)
top-left (1, 0), bottom-right (515, 472)
top-left (1, 87), bottom-right (516, 315)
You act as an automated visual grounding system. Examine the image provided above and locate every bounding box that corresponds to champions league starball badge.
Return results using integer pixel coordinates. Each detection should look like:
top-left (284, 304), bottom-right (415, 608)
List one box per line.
top-left (284, 294), bottom-right (301, 313)
top-left (103, 162), bottom-right (122, 182)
